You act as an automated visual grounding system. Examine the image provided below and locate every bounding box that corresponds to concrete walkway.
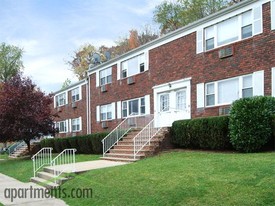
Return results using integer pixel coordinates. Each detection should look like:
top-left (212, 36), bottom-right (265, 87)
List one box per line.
top-left (0, 173), bottom-right (67, 206)
top-left (45, 160), bottom-right (130, 173)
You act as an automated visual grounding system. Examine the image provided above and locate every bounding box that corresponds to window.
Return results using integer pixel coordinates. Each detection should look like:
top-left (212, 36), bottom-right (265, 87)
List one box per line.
top-left (122, 97), bottom-right (146, 117)
top-left (205, 10), bottom-right (253, 51)
top-left (72, 118), bottom-right (81, 132)
top-left (218, 78), bottom-right (239, 104)
top-left (242, 75), bottom-right (253, 98)
top-left (242, 11), bottom-right (252, 39)
top-left (121, 53), bottom-right (145, 78)
top-left (71, 87), bottom-right (80, 102)
top-left (176, 90), bottom-right (186, 110)
top-left (206, 83), bottom-right (215, 106)
top-left (205, 26), bottom-right (215, 50)
top-left (100, 104), bottom-right (112, 121)
top-left (205, 74), bottom-right (255, 107)
top-left (56, 121), bottom-right (67, 133)
top-left (100, 67), bottom-right (112, 86)
top-left (55, 93), bottom-right (66, 107)
top-left (160, 93), bottom-right (169, 111)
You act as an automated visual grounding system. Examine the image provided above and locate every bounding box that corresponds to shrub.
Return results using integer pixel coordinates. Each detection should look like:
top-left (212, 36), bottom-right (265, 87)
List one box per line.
top-left (77, 136), bottom-right (93, 154)
top-left (171, 116), bottom-right (231, 150)
top-left (54, 138), bottom-right (63, 153)
top-left (68, 137), bottom-right (78, 149)
top-left (40, 138), bottom-right (56, 153)
top-left (229, 96), bottom-right (275, 152)
top-left (91, 133), bottom-right (107, 154)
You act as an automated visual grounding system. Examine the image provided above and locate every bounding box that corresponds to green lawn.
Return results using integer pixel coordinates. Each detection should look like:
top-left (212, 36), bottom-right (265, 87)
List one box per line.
top-left (0, 154), bottom-right (100, 182)
top-left (0, 153), bottom-right (8, 160)
top-left (0, 151), bottom-right (274, 205)
top-left (58, 151), bottom-right (275, 206)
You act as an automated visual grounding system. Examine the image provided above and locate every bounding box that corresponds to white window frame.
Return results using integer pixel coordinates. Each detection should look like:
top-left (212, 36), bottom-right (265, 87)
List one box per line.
top-left (55, 92), bottom-right (67, 107)
top-left (71, 87), bottom-right (80, 102)
top-left (100, 104), bottom-right (112, 121)
top-left (204, 9), bottom-right (256, 51)
top-left (121, 53), bottom-right (145, 79)
top-left (99, 67), bottom-right (112, 86)
top-left (176, 90), bottom-right (187, 111)
top-left (56, 120), bottom-right (68, 133)
top-left (205, 74), bottom-right (255, 107)
top-left (72, 117), bottom-right (81, 132)
top-left (122, 97), bottom-right (146, 118)
top-left (159, 93), bottom-right (170, 112)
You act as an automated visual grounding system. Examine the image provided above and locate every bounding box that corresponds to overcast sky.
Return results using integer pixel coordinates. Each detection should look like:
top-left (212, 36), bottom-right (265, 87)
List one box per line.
top-left (0, 0), bottom-right (166, 93)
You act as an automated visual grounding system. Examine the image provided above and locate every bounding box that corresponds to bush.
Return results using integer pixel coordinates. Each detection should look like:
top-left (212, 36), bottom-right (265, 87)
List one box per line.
top-left (229, 96), bottom-right (275, 152)
top-left (171, 116), bottom-right (231, 150)
top-left (39, 132), bottom-right (108, 154)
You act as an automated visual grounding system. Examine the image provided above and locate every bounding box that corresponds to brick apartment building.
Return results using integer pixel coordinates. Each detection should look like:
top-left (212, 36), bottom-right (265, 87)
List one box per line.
top-left (53, 0), bottom-right (275, 138)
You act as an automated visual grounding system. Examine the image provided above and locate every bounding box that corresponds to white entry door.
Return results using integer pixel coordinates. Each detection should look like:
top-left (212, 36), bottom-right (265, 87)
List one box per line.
top-left (154, 78), bottom-right (191, 127)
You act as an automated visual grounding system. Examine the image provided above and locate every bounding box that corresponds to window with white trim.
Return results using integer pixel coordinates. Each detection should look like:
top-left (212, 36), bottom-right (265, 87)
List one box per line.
top-left (122, 97), bottom-right (146, 117)
top-left (205, 75), bottom-right (254, 107)
top-left (55, 93), bottom-right (66, 107)
top-left (72, 117), bottom-right (81, 132)
top-left (176, 90), bottom-right (187, 110)
top-left (56, 121), bottom-right (67, 133)
top-left (205, 10), bottom-right (253, 51)
top-left (71, 87), bottom-right (80, 102)
top-left (121, 53), bottom-right (145, 78)
top-left (99, 67), bottom-right (112, 86)
top-left (160, 93), bottom-right (169, 111)
top-left (100, 104), bottom-right (112, 121)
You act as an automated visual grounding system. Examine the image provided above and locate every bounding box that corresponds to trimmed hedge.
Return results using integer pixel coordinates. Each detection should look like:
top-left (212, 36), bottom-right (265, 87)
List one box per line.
top-left (229, 96), bottom-right (275, 152)
top-left (40, 132), bottom-right (108, 154)
top-left (171, 116), bottom-right (231, 150)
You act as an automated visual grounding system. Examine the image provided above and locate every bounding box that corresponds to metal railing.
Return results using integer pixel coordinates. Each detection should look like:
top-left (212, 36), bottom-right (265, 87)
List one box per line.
top-left (8, 141), bottom-right (27, 156)
top-left (133, 118), bottom-right (162, 159)
top-left (51, 149), bottom-right (76, 183)
top-left (7, 141), bottom-right (23, 155)
top-left (31, 147), bottom-right (53, 177)
top-left (102, 114), bottom-right (154, 156)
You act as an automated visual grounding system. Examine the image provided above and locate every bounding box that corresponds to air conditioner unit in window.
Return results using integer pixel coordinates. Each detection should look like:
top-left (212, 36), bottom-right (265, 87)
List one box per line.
top-left (101, 85), bottom-right (107, 92)
top-left (219, 46), bottom-right (233, 59)
top-left (72, 102), bottom-right (77, 108)
top-left (127, 76), bottom-right (135, 85)
top-left (72, 132), bottom-right (76, 137)
top-left (57, 107), bottom-right (62, 112)
top-left (102, 121), bottom-right (108, 129)
top-left (219, 106), bottom-right (231, 116)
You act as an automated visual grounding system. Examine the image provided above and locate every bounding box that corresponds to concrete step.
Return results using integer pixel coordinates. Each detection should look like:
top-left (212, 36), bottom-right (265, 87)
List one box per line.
top-left (30, 177), bottom-right (59, 189)
top-left (37, 171), bottom-right (68, 185)
top-left (113, 145), bottom-right (154, 150)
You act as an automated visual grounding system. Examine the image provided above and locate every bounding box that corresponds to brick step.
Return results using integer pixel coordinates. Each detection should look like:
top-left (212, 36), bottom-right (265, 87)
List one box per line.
top-left (37, 171), bottom-right (68, 185)
top-left (30, 177), bottom-right (59, 189)
top-left (113, 145), bottom-right (155, 150)
top-left (100, 156), bottom-right (138, 162)
top-left (109, 149), bottom-right (153, 155)
top-left (117, 140), bottom-right (161, 146)
top-left (105, 153), bottom-right (144, 160)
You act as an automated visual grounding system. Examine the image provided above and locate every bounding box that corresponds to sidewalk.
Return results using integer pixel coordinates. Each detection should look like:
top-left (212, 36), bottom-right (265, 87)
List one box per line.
top-left (0, 173), bottom-right (67, 206)
top-left (45, 160), bottom-right (130, 173)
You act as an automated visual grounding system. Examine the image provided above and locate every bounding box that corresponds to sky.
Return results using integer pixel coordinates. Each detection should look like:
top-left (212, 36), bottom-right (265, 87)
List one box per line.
top-left (0, 0), bottom-right (166, 93)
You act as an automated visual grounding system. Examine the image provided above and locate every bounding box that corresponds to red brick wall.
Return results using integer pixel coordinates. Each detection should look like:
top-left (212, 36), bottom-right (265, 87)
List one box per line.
top-left (90, 2), bottom-right (274, 133)
top-left (53, 84), bottom-right (88, 138)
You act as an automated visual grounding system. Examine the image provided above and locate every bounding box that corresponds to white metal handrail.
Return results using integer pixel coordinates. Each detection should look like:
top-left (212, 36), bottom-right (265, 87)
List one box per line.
top-left (51, 149), bottom-right (77, 183)
top-left (102, 114), bottom-right (154, 156)
top-left (9, 141), bottom-right (26, 156)
top-left (31, 147), bottom-right (53, 177)
top-left (133, 118), bottom-right (162, 159)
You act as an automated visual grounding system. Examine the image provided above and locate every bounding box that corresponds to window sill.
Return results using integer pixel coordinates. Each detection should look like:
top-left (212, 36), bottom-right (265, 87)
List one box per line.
top-left (120, 70), bottom-right (148, 80)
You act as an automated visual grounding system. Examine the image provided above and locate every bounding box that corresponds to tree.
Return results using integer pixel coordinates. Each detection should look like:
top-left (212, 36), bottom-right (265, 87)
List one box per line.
top-left (67, 44), bottom-right (97, 80)
top-left (154, 0), bottom-right (228, 34)
top-left (0, 43), bottom-right (24, 82)
top-left (61, 78), bottom-right (72, 89)
top-left (0, 74), bottom-right (56, 153)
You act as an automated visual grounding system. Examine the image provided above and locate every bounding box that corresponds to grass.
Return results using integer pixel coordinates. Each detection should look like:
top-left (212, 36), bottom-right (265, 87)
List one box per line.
top-left (0, 153), bottom-right (8, 160)
top-left (1, 151), bottom-right (274, 205)
top-left (57, 151), bottom-right (275, 206)
top-left (0, 154), bottom-right (100, 182)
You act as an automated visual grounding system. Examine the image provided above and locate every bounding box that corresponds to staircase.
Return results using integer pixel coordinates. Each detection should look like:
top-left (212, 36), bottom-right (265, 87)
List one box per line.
top-left (31, 167), bottom-right (70, 189)
top-left (101, 128), bottom-right (168, 162)
top-left (30, 148), bottom-right (76, 188)
top-left (101, 114), bottom-right (169, 162)
top-left (9, 142), bottom-right (36, 158)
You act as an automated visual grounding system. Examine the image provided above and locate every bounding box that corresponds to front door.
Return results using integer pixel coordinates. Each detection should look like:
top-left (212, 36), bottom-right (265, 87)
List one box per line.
top-left (154, 78), bottom-right (191, 127)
